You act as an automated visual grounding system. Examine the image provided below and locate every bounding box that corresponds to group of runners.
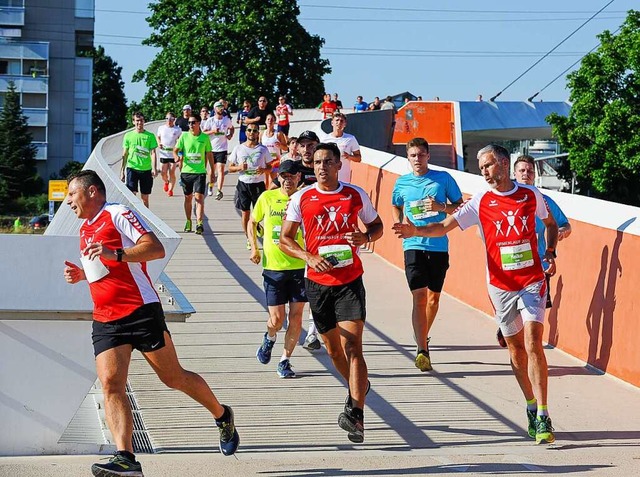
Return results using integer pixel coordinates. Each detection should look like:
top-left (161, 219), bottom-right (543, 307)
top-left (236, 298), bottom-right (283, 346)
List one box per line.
top-left (67, 99), bottom-right (571, 476)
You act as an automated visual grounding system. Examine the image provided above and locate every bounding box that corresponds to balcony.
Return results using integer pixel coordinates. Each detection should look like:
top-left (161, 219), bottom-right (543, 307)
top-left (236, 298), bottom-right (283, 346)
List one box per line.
top-left (0, 7), bottom-right (24, 27)
top-left (23, 108), bottom-right (47, 126)
top-left (34, 142), bottom-right (47, 160)
top-left (0, 75), bottom-right (48, 93)
top-left (0, 41), bottom-right (49, 61)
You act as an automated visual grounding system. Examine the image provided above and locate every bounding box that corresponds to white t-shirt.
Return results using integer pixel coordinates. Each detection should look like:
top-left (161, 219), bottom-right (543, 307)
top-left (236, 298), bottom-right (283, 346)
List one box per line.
top-left (321, 132), bottom-right (361, 183)
top-left (202, 115), bottom-right (233, 152)
top-left (156, 125), bottom-right (182, 159)
top-left (228, 143), bottom-right (272, 184)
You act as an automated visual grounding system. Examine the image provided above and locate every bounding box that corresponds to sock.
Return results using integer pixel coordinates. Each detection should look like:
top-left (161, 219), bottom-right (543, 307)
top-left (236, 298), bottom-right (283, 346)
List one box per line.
top-left (267, 333), bottom-right (276, 342)
top-left (116, 450), bottom-right (136, 463)
top-left (215, 406), bottom-right (230, 423)
top-left (537, 404), bottom-right (549, 418)
top-left (526, 398), bottom-right (537, 412)
top-left (280, 353), bottom-right (289, 362)
top-left (350, 407), bottom-right (364, 420)
top-left (308, 317), bottom-right (317, 336)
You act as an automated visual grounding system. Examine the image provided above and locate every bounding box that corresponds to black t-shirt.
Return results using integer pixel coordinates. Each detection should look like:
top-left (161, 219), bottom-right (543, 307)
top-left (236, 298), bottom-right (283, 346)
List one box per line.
top-left (334, 100), bottom-right (343, 109)
top-left (175, 117), bottom-right (190, 131)
top-left (299, 163), bottom-right (317, 186)
top-left (247, 106), bottom-right (269, 126)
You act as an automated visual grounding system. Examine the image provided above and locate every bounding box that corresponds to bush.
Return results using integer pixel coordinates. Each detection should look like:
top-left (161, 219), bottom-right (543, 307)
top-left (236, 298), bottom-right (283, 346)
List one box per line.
top-left (9, 194), bottom-right (49, 215)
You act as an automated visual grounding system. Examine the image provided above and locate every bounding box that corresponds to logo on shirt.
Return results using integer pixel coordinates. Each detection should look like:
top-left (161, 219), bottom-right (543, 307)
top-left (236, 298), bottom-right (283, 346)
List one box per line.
top-left (314, 205), bottom-right (352, 233)
top-left (497, 208), bottom-right (530, 237)
top-left (340, 194), bottom-right (353, 201)
top-left (122, 210), bottom-right (146, 234)
top-left (516, 193), bottom-right (529, 204)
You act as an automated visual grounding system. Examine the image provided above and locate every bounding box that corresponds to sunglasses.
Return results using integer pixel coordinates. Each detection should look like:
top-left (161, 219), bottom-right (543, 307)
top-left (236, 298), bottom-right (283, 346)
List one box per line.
top-left (166, 117), bottom-right (175, 120)
top-left (246, 129), bottom-right (259, 133)
top-left (258, 100), bottom-right (267, 103)
top-left (188, 121), bottom-right (198, 125)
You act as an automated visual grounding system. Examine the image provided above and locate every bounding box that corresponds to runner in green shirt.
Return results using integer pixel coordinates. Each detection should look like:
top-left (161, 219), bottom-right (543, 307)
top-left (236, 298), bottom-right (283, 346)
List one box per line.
top-left (121, 112), bottom-right (158, 208)
top-left (173, 114), bottom-right (213, 235)
top-left (249, 160), bottom-right (307, 378)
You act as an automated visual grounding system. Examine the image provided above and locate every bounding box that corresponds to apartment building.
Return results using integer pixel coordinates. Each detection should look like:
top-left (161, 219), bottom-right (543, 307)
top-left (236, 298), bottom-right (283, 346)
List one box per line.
top-left (0, 0), bottom-right (94, 179)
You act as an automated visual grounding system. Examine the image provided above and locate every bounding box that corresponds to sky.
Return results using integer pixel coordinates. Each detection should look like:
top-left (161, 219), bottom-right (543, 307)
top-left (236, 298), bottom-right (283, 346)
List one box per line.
top-left (94, 0), bottom-right (637, 108)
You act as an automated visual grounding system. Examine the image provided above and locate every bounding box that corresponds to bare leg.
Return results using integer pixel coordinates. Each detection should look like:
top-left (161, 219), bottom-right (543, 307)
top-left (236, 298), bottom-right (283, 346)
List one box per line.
top-left (283, 302), bottom-right (304, 357)
top-left (216, 163), bottom-right (225, 191)
top-left (241, 210), bottom-right (251, 237)
top-left (143, 332), bottom-right (225, 419)
top-left (320, 327), bottom-right (350, 383)
top-left (184, 194), bottom-right (193, 221)
top-left (141, 193), bottom-right (150, 208)
top-left (96, 345), bottom-right (134, 453)
top-left (338, 320), bottom-right (367, 409)
top-left (411, 288), bottom-right (428, 350)
top-left (524, 321), bottom-right (549, 405)
top-left (194, 193), bottom-right (205, 222)
top-left (168, 164), bottom-right (176, 192)
top-left (504, 326), bottom-right (535, 402)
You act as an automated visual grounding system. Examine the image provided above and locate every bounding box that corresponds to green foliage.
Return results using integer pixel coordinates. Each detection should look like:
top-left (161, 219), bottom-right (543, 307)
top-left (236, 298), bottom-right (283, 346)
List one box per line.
top-left (0, 82), bottom-right (40, 201)
top-left (50, 161), bottom-right (85, 181)
top-left (86, 46), bottom-right (128, 147)
top-left (133, 0), bottom-right (331, 118)
top-left (547, 10), bottom-right (640, 205)
top-left (11, 193), bottom-right (48, 215)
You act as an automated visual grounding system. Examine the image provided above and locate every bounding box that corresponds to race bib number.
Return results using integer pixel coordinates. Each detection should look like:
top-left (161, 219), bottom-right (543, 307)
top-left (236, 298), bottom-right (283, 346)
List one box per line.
top-left (408, 199), bottom-right (438, 220)
top-left (500, 242), bottom-right (534, 271)
top-left (186, 153), bottom-right (201, 164)
top-left (318, 244), bottom-right (353, 268)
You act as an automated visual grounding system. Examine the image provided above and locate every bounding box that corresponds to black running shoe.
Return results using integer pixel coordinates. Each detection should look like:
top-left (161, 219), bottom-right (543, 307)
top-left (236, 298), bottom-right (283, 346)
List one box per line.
top-left (338, 409), bottom-right (365, 443)
top-left (216, 404), bottom-right (240, 456)
top-left (91, 453), bottom-right (143, 477)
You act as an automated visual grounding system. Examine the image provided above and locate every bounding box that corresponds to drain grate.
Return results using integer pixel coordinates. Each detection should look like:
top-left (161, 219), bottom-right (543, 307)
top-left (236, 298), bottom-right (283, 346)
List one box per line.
top-left (126, 382), bottom-right (154, 454)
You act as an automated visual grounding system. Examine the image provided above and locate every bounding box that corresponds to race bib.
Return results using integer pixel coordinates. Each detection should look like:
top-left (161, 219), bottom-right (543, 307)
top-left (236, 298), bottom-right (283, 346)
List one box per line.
top-left (500, 242), bottom-right (534, 271)
top-left (278, 114), bottom-right (287, 122)
top-left (318, 244), bottom-right (353, 268)
top-left (272, 225), bottom-right (281, 244)
top-left (408, 199), bottom-right (438, 220)
top-left (186, 153), bottom-right (200, 164)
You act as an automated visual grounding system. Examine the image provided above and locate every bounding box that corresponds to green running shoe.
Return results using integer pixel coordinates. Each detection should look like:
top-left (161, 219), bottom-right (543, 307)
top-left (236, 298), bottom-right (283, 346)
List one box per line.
top-left (527, 409), bottom-right (537, 438)
top-left (415, 349), bottom-right (432, 372)
top-left (535, 415), bottom-right (555, 444)
top-left (91, 453), bottom-right (143, 477)
top-left (184, 219), bottom-right (192, 232)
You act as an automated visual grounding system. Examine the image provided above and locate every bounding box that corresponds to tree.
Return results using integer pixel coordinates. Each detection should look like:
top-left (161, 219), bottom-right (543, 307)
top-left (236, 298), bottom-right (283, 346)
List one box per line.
top-left (88, 46), bottom-right (128, 148)
top-left (0, 82), bottom-right (40, 201)
top-left (133, 0), bottom-right (331, 119)
top-left (547, 10), bottom-right (640, 205)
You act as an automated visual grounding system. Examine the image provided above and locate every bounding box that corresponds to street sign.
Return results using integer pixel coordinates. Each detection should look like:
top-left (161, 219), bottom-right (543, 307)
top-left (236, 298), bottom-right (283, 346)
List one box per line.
top-left (48, 180), bottom-right (68, 201)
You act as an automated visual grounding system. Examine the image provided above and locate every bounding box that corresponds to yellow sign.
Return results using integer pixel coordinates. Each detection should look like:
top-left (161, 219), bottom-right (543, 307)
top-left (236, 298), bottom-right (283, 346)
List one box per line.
top-left (48, 180), bottom-right (68, 201)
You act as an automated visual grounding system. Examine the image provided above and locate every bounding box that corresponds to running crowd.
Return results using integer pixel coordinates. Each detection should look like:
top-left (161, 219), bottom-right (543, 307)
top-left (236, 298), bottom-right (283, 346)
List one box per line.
top-left (65, 95), bottom-right (571, 476)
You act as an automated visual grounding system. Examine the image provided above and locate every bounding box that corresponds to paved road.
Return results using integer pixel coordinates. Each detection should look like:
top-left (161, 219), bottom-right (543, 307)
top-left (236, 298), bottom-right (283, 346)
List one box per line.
top-left (2, 173), bottom-right (639, 476)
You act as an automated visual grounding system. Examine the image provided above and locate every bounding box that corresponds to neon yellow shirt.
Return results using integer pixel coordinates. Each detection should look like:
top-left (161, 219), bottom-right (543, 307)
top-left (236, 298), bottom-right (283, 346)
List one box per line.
top-left (176, 132), bottom-right (211, 174)
top-left (251, 189), bottom-right (305, 271)
top-left (122, 130), bottom-right (158, 171)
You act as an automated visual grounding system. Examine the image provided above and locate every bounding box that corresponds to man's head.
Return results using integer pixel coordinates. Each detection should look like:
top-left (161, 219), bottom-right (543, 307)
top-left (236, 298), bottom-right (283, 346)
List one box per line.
top-left (257, 96), bottom-right (268, 110)
top-left (278, 160), bottom-right (301, 194)
top-left (278, 95), bottom-right (287, 105)
top-left (333, 93), bottom-right (339, 100)
top-left (266, 113), bottom-right (276, 128)
top-left (243, 100), bottom-right (251, 110)
top-left (513, 155), bottom-right (536, 186)
top-left (245, 124), bottom-right (260, 142)
top-left (313, 143), bottom-right (342, 186)
top-left (165, 112), bottom-right (176, 125)
top-left (132, 112), bottom-right (145, 132)
top-left (331, 112), bottom-right (347, 133)
top-left (213, 101), bottom-right (224, 116)
top-left (297, 130), bottom-right (320, 165)
top-left (200, 106), bottom-right (209, 118)
top-left (188, 114), bottom-right (202, 134)
top-left (373, 97), bottom-right (380, 104)
top-left (323, 93), bottom-right (331, 102)
top-left (406, 137), bottom-right (430, 175)
top-left (477, 144), bottom-right (511, 190)
top-left (356, 96), bottom-right (363, 103)
top-left (66, 170), bottom-right (106, 219)
top-left (287, 136), bottom-right (298, 155)
top-left (385, 96), bottom-right (393, 102)
top-left (182, 104), bottom-right (191, 117)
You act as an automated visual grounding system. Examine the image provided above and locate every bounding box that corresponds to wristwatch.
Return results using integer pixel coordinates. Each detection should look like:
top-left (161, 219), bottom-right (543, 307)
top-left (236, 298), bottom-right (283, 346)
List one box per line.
top-left (546, 248), bottom-right (556, 258)
top-left (116, 248), bottom-right (124, 262)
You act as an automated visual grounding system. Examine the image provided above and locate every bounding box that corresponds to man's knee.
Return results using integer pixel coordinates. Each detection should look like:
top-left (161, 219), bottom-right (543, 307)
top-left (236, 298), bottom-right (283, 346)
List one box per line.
top-left (427, 291), bottom-right (441, 308)
top-left (412, 288), bottom-right (429, 306)
top-left (156, 368), bottom-right (188, 390)
top-left (99, 370), bottom-right (127, 395)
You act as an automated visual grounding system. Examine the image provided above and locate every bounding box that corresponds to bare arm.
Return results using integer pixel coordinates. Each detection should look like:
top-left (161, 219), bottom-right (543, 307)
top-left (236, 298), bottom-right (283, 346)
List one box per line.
top-left (344, 149), bottom-right (362, 163)
top-left (151, 149), bottom-right (157, 177)
top-left (279, 220), bottom-right (334, 273)
top-left (82, 232), bottom-right (165, 263)
top-left (393, 215), bottom-right (459, 239)
top-left (247, 216), bottom-right (261, 265)
top-left (391, 204), bottom-right (403, 224)
top-left (344, 215), bottom-right (383, 247)
top-left (558, 222), bottom-right (572, 241)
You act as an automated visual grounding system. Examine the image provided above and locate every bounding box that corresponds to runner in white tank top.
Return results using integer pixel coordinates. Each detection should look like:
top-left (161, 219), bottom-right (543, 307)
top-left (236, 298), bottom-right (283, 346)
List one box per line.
top-left (260, 113), bottom-right (287, 186)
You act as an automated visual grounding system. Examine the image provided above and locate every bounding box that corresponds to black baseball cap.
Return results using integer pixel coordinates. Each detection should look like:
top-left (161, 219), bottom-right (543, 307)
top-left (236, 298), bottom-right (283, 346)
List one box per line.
top-left (297, 130), bottom-right (320, 143)
top-left (278, 160), bottom-right (300, 175)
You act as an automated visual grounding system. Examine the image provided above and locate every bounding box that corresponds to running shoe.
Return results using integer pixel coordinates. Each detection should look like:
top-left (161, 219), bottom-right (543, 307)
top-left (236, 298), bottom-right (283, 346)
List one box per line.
top-left (415, 349), bottom-right (432, 372)
top-left (277, 359), bottom-right (296, 378)
top-left (256, 333), bottom-right (275, 364)
top-left (344, 379), bottom-right (371, 416)
top-left (163, 181), bottom-right (169, 192)
top-left (215, 190), bottom-right (223, 200)
top-left (215, 404), bottom-right (240, 456)
top-left (527, 409), bottom-right (537, 439)
top-left (535, 415), bottom-right (555, 444)
top-left (256, 223), bottom-right (264, 238)
top-left (183, 219), bottom-right (192, 233)
top-left (338, 409), bottom-right (364, 443)
top-left (303, 333), bottom-right (321, 351)
top-left (91, 453), bottom-right (143, 477)
top-left (496, 328), bottom-right (507, 348)
top-left (207, 183), bottom-right (214, 196)
top-left (195, 221), bottom-right (204, 235)
top-left (167, 189), bottom-right (173, 197)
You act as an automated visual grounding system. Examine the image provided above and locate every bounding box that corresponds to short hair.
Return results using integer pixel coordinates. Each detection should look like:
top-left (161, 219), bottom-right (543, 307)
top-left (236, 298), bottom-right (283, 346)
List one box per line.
top-left (132, 111), bottom-right (144, 121)
top-left (514, 154), bottom-right (535, 168)
top-left (287, 136), bottom-right (298, 145)
top-left (477, 144), bottom-right (510, 163)
top-left (314, 142), bottom-right (341, 161)
top-left (68, 169), bottom-right (106, 196)
top-left (189, 114), bottom-right (202, 123)
top-left (266, 112), bottom-right (276, 121)
top-left (406, 137), bottom-right (429, 153)
top-left (165, 111), bottom-right (176, 118)
top-left (385, 96), bottom-right (392, 101)
top-left (333, 112), bottom-right (347, 121)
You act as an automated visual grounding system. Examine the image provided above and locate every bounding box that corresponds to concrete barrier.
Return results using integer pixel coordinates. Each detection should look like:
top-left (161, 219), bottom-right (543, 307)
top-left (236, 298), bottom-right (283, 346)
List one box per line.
top-left (352, 146), bottom-right (640, 388)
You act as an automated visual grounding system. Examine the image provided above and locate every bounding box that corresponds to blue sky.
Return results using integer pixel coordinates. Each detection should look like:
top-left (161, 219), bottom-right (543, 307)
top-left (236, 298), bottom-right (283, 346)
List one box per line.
top-left (95, 0), bottom-right (636, 108)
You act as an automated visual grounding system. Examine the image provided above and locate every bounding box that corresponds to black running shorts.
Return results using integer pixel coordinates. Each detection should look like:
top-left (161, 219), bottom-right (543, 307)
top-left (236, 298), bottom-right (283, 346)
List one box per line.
top-left (305, 276), bottom-right (366, 334)
top-left (404, 250), bottom-right (450, 292)
top-left (126, 168), bottom-right (153, 195)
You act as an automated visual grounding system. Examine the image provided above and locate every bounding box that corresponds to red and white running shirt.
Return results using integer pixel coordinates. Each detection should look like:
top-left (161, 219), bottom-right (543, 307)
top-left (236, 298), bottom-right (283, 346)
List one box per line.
top-left (80, 203), bottom-right (159, 322)
top-left (285, 182), bottom-right (378, 286)
top-left (453, 183), bottom-right (548, 291)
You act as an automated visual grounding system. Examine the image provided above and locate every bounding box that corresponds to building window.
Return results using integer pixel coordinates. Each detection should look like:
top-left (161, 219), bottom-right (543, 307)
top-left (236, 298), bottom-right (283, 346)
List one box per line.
top-left (74, 79), bottom-right (90, 93)
top-left (75, 30), bottom-right (94, 56)
top-left (75, 0), bottom-right (94, 18)
top-left (0, 59), bottom-right (21, 75)
top-left (28, 126), bottom-right (46, 142)
top-left (22, 93), bottom-right (47, 108)
top-left (74, 132), bottom-right (88, 146)
top-left (23, 60), bottom-right (47, 77)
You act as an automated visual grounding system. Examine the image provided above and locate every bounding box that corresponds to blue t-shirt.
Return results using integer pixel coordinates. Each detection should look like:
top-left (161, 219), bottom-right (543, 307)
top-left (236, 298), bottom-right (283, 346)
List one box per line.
top-left (392, 169), bottom-right (463, 252)
top-left (354, 101), bottom-right (368, 112)
top-left (537, 194), bottom-right (569, 270)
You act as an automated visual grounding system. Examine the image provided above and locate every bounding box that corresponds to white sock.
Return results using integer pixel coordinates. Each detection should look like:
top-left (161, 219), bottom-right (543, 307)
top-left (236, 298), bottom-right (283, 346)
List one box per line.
top-left (280, 353), bottom-right (289, 362)
top-left (267, 333), bottom-right (276, 342)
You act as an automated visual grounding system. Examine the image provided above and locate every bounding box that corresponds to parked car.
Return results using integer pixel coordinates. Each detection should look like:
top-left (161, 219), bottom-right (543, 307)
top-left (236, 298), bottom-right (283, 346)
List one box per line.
top-left (29, 215), bottom-right (49, 229)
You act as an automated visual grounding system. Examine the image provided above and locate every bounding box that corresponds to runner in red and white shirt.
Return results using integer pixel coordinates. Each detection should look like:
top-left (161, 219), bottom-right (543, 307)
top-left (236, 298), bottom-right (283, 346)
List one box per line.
top-left (393, 144), bottom-right (559, 445)
top-left (63, 170), bottom-right (240, 473)
top-left (280, 143), bottom-right (383, 444)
